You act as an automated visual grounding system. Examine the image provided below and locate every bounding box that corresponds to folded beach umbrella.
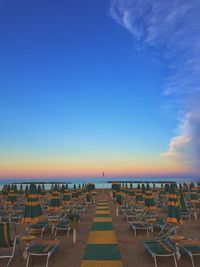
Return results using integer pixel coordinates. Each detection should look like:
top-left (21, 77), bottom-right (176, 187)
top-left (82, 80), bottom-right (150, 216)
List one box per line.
top-left (25, 185), bottom-right (29, 194)
top-left (86, 183), bottom-right (95, 192)
top-left (164, 183), bottom-right (170, 193)
top-left (159, 190), bottom-right (165, 201)
top-left (142, 183), bottom-right (146, 194)
top-left (61, 184), bottom-right (65, 194)
top-left (48, 184), bottom-right (62, 212)
top-left (190, 182), bottom-right (195, 190)
top-left (127, 187), bottom-right (135, 197)
top-left (62, 185), bottom-right (72, 205)
top-left (167, 184), bottom-right (181, 224)
top-left (19, 184), bottom-right (24, 194)
top-left (112, 183), bottom-right (120, 199)
top-left (112, 182), bottom-right (121, 192)
top-left (71, 184), bottom-right (78, 198)
top-left (136, 184), bottom-right (144, 204)
top-left (145, 184), bottom-right (156, 211)
top-left (41, 184), bottom-right (46, 195)
top-left (182, 183), bottom-right (189, 196)
top-left (2, 184), bottom-right (6, 195)
top-left (14, 184), bottom-right (18, 194)
top-left (190, 187), bottom-right (198, 204)
top-left (116, 192), bottom-right (124, 205)
top-left (2, 184), bottom-right (9, 196)
top-left (6, 184), bottom-right (17, 205)
top-left (37, 184), bottom-right (42, 195)
top-left (81, 184), bottom-right (88, 194)
top-left (179, 192), bottom-right (187, 211)
top-left (77, 184), bottom-right (82, 197)
top-left (179, 183), bottom-right (183, 192)
top-left (21, 183), bottom-right (43, 224)
top-left (197, 183), bottom-right (200, 199)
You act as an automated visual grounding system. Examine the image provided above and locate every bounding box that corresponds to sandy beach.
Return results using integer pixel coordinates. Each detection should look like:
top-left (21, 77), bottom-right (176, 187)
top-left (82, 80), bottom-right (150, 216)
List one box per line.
top-left (2, 190), bottom-right (199, 267)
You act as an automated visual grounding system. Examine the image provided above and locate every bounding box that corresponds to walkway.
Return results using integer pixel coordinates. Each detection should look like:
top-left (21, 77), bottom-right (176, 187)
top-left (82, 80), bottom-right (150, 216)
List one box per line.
top-left (81, 194), bottom-right (123, 267)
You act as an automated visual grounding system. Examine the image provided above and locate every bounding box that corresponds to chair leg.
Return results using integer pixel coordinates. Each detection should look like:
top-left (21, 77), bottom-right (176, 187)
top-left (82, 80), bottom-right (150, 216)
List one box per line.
top-left (67, 228), bottom-right (71, 237)
top-left (41, 228), bottom-right (44, 239)
top-left (7, 256), bottom-right (13, 266)
top-left (153, 256), bottom-right (158, 267)
top-left (46, 255), bottom-right (50, 267)
top-left (190, 255), bottom-right (195, 267)
top-left (26, 254), bottom-right (30, 267)
top-left (173, 254), bottom-right (178, 267)
top-left (17, 241), bottom-right (22, 256)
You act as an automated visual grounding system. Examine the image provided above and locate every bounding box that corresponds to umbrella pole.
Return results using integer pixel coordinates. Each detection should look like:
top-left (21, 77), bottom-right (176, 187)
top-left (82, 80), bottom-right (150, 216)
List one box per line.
top-left (73, 229), bottom-right (76, 243)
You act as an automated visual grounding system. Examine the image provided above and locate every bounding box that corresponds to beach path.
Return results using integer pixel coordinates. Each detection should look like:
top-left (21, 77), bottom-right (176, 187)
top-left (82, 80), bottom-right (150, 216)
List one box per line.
top-left (81, 193), bottom-right (123, 267)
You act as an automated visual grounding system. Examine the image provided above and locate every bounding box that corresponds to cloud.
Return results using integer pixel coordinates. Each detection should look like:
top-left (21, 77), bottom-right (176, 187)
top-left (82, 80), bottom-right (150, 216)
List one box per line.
top-left (110, 0), bottom-right (200, 170)
top-left (161, 108), bottom-right (200, 168)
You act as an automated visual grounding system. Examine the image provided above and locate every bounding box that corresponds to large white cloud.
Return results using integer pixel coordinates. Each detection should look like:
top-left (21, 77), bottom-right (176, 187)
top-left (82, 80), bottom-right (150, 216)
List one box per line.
top-left (110, 0), bottom-right (200, 171)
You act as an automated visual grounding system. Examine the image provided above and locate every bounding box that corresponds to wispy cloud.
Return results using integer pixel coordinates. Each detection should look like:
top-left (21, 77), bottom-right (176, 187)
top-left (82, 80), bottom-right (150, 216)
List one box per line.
top-left (110, 0), bottom-right (200, 171)
top-left (161, 108), bottom-right (200, 168)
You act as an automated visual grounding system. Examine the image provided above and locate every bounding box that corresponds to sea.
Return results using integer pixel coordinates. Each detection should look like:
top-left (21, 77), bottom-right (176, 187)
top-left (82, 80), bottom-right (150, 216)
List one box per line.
top-left (0, 176), bottom-right (199, 190)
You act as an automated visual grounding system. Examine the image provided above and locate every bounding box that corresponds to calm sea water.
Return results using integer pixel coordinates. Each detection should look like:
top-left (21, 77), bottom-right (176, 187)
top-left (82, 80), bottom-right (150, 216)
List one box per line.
top-left (0, 177), bottom-right (199, 190)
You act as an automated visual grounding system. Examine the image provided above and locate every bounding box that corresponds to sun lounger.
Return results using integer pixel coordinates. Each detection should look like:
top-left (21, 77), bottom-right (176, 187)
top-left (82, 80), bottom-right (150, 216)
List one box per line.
top-left (179, 239), bottom-right (200, 267)
top-left (26, 221), bottom-right (49, 239)
top-left (144, 239), bottom-right (177, 267)
top-left (54, 219), bottom-right (71, 237)
top-left (0, 222), bottom-right (21, 266)
top-left (26, 239), bottom-right (60, 267)
top-left (130, 221), bottom-right (150, 236)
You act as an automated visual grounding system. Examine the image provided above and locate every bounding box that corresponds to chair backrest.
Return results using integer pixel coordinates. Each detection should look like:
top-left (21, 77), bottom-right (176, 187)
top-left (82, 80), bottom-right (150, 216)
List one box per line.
top-left (0, 222), bottom-right (13, 248)
top-left (158, 223), bottom-right (177, 240)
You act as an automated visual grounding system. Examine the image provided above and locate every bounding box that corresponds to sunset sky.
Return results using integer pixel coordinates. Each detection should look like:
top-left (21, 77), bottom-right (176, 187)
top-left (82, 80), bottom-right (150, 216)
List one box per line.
top-left (0, 0), bottom-right (199, 178)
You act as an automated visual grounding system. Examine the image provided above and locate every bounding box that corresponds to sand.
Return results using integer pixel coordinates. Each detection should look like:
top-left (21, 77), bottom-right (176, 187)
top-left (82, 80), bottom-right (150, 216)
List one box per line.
top-left (4, 190), bottom-right (200, 267)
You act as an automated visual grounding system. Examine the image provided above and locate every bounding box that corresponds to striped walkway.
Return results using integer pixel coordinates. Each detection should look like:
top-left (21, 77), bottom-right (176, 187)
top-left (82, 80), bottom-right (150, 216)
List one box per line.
top-left (81, 200), bottom-right (123, 267)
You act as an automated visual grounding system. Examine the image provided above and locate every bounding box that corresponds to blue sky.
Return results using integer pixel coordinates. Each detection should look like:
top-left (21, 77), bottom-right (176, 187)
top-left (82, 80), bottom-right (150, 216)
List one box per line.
top-left (0, 0), bottom-right (199, 178)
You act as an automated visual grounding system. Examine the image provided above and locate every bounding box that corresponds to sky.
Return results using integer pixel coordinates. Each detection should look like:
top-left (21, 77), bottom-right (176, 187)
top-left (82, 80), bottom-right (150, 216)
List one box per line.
top-left (0, 0), bottom-right (199, 179)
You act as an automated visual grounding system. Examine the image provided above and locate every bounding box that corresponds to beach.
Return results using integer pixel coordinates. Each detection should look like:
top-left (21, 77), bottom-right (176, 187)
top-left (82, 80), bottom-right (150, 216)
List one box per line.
top-left (1, 189), bottom-right (199, 267)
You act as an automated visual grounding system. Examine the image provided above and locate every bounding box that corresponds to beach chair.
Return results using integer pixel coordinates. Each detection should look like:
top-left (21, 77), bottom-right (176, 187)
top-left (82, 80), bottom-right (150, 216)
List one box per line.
top-left (126, 208), bottom-right (145, 223)
top-left (54, 219), bottom-right (71, 237)
top-left (26, 239), bottom-right (60, 267)
top-left (130, 221), bottom-right (150, 236)
top-left (129, 210), bottom-right (155, 236)
top-left (153, 219), bottom-right (166, 231)
top-left (151, 220), bottom-right (178, 239)
top-left (144, 239), bottom-right (177, 267)
top-left (155, 223), bottom-right (178, 240)
top-left (180, 209), bottom-right (192, 222)
top-left (0, 222), bottom-right (21, 266)
top-left (73, 205), bottom-right (85, 215)
top-left (26, 221), bottom-right (49, 238)
top-left (179, 239), bottom-right (200, 267)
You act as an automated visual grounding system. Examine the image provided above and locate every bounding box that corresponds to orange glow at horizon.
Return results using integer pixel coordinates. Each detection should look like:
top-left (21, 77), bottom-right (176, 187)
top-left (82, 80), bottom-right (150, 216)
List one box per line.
top-left (0, 152), bottom-right (195, 178)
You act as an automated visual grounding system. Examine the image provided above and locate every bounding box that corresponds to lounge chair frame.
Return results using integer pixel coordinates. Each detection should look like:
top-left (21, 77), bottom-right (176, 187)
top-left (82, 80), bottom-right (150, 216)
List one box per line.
top-left (0, 223), bottom-right (21, 266)
top-left (144, 240), bottom-right (177, 267)
top-left (26, 240), bottom-right (60, 267)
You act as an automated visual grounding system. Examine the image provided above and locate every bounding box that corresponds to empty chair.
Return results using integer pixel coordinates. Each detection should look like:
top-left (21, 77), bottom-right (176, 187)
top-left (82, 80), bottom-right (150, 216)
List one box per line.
top-left (54, 219), bottom-right (71, 237)
top-left (0, 222), bottom-right (21, 266)
top-left (26, 221), bottom-right (49, 239)
top-left (144, 239), bottom-right (177, 267)
top-left (26, 239), bottom-right (60, 267)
